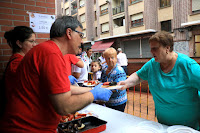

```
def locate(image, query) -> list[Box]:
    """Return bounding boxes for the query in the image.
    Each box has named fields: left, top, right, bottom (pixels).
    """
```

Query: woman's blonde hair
left=103, top=47, right=117, bottom=57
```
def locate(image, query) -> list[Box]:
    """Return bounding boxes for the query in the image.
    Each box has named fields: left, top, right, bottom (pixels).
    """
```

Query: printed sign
left=29, top=13, right=55, bottom=33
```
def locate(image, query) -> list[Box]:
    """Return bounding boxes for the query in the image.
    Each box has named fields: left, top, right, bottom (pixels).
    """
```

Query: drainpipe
left=140, top=38, right=142, bottom=58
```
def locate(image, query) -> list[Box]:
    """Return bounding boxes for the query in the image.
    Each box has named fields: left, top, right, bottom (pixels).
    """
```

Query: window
left=65, top=8, right=69, bottom=15
left=129, top=0, right=142, bottom=5
left=160, top=0, right=171, bottom=8
left=95, top=27, right=98, bottom=37
left=161, top=20, right=171, bottom=32
left=130, top=13, right=143, bottom=27
left=82, top=29, right=86, bottom=38
left=95, top=11, right=97, bottom=20
left=124, top=38, right=152, bottom=58
left=79, top=0, right=85, bottom=8
left=194, top=35, right=200, bottom=57
left=101, top=23, right=109, bottom=33
left=100, top=4, right=108, bottom=16
left=71, top=3, right=77, bottom=15
left=113, top=1, right=124, bottom=15
left=80, top=14, right=85, bottom=23
left=192, top=0, right=200, bottom=13
left=113, top=17, right=125, bottom=28
left=65, top=0, right=68, bottom=2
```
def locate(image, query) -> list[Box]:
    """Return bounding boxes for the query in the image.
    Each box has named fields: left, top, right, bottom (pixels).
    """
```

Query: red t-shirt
left=0, top=40, right=70, bottom=133
left=5, top=53, right=23, bottom=99
left=64, top=54, right=79, bottom=75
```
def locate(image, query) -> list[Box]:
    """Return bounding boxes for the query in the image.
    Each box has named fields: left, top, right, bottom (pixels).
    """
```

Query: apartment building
left=61, top=0, right=200, bottom=73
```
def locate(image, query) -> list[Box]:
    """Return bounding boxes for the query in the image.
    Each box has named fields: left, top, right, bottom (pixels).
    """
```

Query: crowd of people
left=0, top=15, right=199, bottom=132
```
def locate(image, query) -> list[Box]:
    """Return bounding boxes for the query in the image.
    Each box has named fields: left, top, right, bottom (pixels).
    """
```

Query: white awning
left=181, top=20, right=200, bottom=27
left=97, top=29, right=156, bottom=41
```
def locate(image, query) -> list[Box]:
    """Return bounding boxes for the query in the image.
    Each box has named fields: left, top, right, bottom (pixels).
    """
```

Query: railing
left=112, top=5, right=124, bottom=15
left=160, top=0, right=171, bottom=8
left=130, top=0, right=143, bottom=5
left=131, top=18, right=143, bottom=27
left=71, top=8, right=77, bottom=15
left=100, top=8, right=108, bottom=16
left=125, top=83, right=157, bottom=122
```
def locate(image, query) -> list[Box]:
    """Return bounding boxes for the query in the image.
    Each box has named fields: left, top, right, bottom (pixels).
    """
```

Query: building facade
left=61, top=0, right=200, bottom=74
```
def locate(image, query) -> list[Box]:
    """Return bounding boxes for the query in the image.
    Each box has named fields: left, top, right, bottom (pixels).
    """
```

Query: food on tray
left=60, top=112, right=87, bottom=123
left=83, top=80, right=99, bottom=86
left=102, top=81, right=117, bottom=87
left=62, top=119, right=85, bottom=133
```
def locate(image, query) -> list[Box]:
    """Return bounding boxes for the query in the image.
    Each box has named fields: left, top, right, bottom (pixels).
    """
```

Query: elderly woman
left=119, top=31, right=200, bottom=130
left=101, top=47, right=127, bottom=112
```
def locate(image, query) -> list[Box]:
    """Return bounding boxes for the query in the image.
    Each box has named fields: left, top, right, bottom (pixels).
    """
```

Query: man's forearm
left=49, top=91, right=94, bottom=115
left=70, top=85, right=92, bottom=95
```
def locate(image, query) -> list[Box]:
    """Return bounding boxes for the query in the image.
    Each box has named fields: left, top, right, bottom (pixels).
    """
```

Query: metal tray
left=58, top=116, right=107, bottom=133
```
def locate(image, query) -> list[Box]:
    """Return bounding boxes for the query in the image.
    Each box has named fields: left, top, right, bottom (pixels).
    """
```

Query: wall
left=0, top=0, right=55, bottom=79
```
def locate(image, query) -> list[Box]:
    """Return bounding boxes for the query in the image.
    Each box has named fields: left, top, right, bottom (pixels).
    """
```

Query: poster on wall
left=29, top=12, right=55, bottom=33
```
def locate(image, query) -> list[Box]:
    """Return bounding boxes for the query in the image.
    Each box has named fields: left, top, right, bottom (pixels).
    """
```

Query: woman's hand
left=118, top=81, right=128, bottom=90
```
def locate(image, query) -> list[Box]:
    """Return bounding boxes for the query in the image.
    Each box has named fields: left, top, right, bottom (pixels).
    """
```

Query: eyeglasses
left=26, top=40, right=37, bottom=44
left=72, top=29, right=84, bottom=39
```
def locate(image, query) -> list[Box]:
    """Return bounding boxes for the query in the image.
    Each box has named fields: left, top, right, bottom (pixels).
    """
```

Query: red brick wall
left=0, top=0, right=55, bottom=79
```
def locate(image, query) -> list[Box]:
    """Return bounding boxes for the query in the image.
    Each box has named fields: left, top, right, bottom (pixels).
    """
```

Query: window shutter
left=102, top=23, right=109, bottom=32
left=131, top=13, right=143, bottom=21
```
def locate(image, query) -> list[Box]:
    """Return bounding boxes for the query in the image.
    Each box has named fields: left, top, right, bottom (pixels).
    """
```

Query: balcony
left=100, top=8, right=108, bottom=16
left=71, top=8, right=77, bottom=15
left=130, top=0, right=143, bottom=5
left=112, top=5, right=124, bottom=15
left=131, top=18, right=143, bottom=27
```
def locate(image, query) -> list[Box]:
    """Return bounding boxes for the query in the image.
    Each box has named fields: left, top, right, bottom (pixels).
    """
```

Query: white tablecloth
left=79, top=103, right=169, bottom=133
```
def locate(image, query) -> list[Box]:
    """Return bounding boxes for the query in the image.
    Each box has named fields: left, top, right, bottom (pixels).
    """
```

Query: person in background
left=86, top=47, right=93, bottom=70
left=64, top=54, right=84, bottom=75
left=72, top=44, right=88, bottom=86
left=117, top=48, right=128, bottom=75
left=0, top=16, right=112, bottom=133
left=64, top=54, right=84, bottom=84
left=101, top=47, right=127, bottom=112
left=0, top=26, right=36, bottom=118
left=98, top=52, right=107, bottom=70
left=91, top=60, right=102, bottom=80
left=118, top=31, right=200, bottom=130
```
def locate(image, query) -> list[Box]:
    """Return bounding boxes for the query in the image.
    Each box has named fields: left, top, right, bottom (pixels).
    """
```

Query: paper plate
left=137, top=121, right=164, bottom=130
left=102, top=85, right=124, bottom=90
left=83, top=83, right=96, bottom=87
left=167, top=125, right=197, bottom=133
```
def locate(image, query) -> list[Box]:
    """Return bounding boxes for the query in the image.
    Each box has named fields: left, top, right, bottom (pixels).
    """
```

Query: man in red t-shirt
left=0, top=16, right=112, bottom=133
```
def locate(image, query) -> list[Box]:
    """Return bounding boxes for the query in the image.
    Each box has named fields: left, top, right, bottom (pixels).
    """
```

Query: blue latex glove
left=90, top=83, right=113, bottom=101
left=68, top=75, right=78, bottom=85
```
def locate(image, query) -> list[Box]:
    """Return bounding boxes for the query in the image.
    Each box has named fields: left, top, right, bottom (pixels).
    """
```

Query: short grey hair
left=50, top=16, right=83, bottom=39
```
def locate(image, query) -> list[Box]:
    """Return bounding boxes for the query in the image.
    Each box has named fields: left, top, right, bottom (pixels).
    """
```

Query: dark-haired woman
left=0, top=26, right=36, bottom=117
